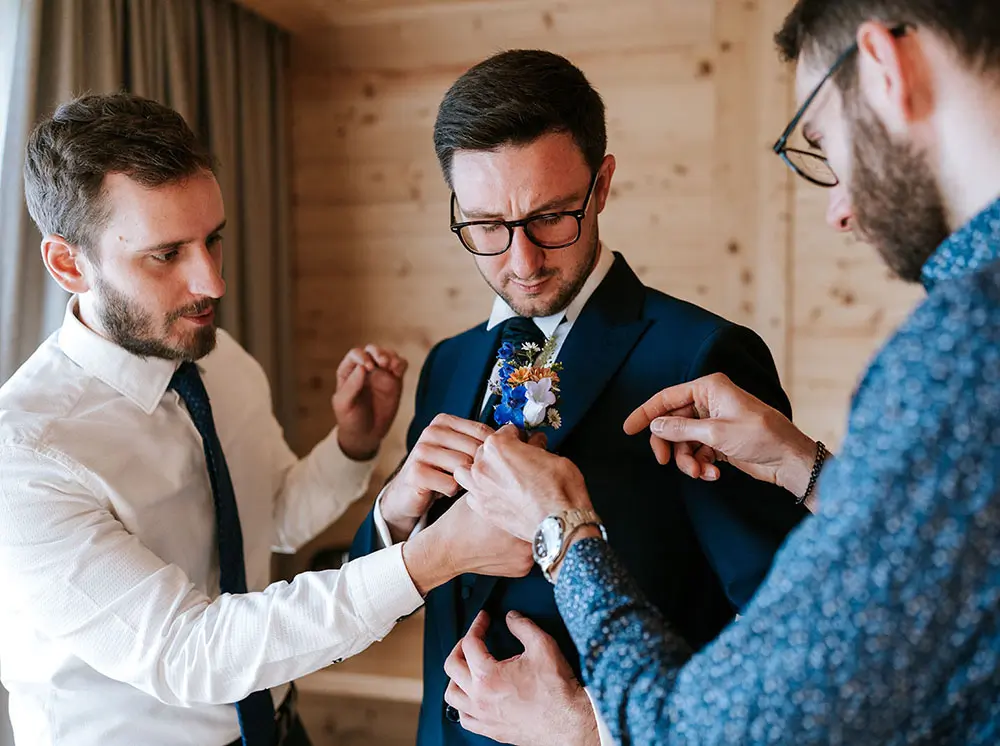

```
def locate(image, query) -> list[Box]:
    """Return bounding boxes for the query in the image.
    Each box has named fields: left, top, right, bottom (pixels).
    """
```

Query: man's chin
left=502, top=285, right=572, bottom=318
left=180, top=325, right=218, bottom=360
left=506, top=297, right=565, bottom=319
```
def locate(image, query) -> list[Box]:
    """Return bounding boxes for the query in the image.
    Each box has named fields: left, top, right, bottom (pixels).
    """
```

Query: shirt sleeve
left=554, top=289, right=1000, bottom=744
left=270, top=423, right=377, bottom=553
left=0, top=444, right=422, bottom=708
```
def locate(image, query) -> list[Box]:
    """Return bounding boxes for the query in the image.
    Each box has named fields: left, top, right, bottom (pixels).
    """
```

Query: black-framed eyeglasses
left=773, top=24, right=910, bottom=188
left=450, top=171, right=600, bottom=256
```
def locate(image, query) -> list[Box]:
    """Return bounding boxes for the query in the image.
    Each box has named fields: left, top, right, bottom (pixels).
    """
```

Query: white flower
left=488, top=367, right=502, bottom=392
left=521, top=342, right=541, bottom=355
left=522, top=378, right=557, bottom=428
left=547, top=409, right=562, bottom=429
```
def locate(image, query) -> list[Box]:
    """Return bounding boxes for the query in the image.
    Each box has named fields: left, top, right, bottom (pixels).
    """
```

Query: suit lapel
left=442, top=322, right=504, bottom=421
left=546, top=255, right=651, bottom=453
left=461, top=255, right=651, bottom=623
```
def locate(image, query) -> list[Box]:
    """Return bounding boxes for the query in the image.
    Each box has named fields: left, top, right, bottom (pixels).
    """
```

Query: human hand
left=455, top=425, right=592, bottom=542
left=402, top=498, right=534, bottom=596
left=444, top=611, right=599, bottom=746
left=333, top=345, right=407, bottom=461
left=380, top=415, right=495, bottom=542
left=624, top=372, right=818, bottom=497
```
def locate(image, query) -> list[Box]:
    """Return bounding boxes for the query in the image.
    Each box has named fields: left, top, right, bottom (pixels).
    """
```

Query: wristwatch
left=532, top=508, right=607, bottom=583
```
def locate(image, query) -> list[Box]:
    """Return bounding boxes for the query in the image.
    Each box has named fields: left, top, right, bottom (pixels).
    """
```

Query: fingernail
left=650, top=419, right=664, bottom=434
left=507, top=611, right=522, bottom=620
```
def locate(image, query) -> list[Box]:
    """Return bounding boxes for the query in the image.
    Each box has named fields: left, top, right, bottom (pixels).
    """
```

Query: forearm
left=273, top=425, right=377, bottom=551
left=146, top=545, right=421, bottom=705
left=554, top=538, right=694, bottom=745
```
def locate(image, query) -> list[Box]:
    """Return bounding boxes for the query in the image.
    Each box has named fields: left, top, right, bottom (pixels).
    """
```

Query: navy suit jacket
left=351, top=254, right=808, bottom=745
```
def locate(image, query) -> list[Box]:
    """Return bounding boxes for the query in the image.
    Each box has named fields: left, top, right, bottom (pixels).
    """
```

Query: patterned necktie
left=169, top=361, right=276, bottom=746
left=479, top=316, right=548, bottom=425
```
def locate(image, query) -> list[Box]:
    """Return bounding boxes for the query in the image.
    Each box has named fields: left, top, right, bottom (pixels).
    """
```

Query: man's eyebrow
left=457, top=190, right=586, bottom=220
left=137, top=219, right=227, bottom=254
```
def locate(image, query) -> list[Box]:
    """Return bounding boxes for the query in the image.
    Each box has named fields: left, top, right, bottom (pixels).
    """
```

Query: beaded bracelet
left=797, top=440, right=829, bottom=505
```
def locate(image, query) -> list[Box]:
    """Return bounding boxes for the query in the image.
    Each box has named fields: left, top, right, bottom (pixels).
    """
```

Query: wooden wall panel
left=278, top=0, right=924, bottom=740
left=297, top=2, right=714, bottom=71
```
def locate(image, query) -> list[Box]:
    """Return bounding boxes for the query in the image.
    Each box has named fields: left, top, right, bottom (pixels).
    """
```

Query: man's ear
left=593, top=154, right=617, bottom=215
left=856, top=22, right=929, bottom=132
left=41, top=235, right=93, bottom=294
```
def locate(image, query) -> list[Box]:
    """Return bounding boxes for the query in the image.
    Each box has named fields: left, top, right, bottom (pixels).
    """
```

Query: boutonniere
left=489, top=336, right=563, bottom=431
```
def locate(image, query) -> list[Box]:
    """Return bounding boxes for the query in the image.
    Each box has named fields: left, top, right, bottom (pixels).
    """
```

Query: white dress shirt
left=0, top=300, right=423, bottom=746
left=372, top=244, right=617, bottom=744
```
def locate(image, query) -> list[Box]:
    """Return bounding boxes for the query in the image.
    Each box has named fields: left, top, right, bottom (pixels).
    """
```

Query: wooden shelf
left=296, top=608, right=424, bottom=704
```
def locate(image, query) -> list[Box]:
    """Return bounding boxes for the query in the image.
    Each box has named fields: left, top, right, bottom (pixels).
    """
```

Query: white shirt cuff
left=585, top=686, right=616, bottom=746
left=350, top=542, right=424, bottom=637
left=372, top=487, right=428, bottom=548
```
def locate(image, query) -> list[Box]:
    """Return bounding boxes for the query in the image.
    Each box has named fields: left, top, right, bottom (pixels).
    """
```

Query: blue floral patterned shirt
left=556, top=197, right=1000, bottom=745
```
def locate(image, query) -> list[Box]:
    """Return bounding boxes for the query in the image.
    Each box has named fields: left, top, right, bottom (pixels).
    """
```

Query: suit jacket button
left=461, top=585, right=473, bottom=600
left=445, top=704, right=461, bottom=723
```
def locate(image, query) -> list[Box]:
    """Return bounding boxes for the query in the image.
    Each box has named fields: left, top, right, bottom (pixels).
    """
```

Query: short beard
left=95, top=276, right=218, bottom=361
left=849, top=99, right=950, bottom=283
left=487, top=225, right=601, bottom=318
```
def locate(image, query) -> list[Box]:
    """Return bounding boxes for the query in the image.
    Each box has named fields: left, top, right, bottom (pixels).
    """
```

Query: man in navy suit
left=351, top=49, right=809, bottom=745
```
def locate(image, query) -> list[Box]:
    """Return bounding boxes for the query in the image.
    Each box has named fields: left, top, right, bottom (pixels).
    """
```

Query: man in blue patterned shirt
left=444, top=1, right=1000, bottom=743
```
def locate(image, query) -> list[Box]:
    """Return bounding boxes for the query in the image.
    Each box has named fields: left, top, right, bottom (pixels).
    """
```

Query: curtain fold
left=0, top=0, right=296, bottom=441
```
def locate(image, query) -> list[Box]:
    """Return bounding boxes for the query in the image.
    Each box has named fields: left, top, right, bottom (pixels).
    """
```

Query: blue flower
left=499, top=362, right=516, bottom=382
left=494, top=401, right=525, bottom=429
left=498, top=342, right=516, bottom=360
left=503, top=384, right=527, bottom=408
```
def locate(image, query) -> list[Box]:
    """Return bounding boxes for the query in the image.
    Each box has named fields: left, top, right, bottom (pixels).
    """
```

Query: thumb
left=494, top=424, right=522, bottom=441
left=506, top=611, right=556, bottom=657
left=649, top=415, right=721, bottom=447
left=337, top=364, right=367, bottom=405
left=527, top=431, right=548, bottom=450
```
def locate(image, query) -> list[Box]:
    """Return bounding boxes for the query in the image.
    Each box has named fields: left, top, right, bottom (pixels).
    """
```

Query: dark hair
left=23, top=91, right=215, bottom=253
left=433, top=49, right=606, bottom=187
left=776, top=1, right=1000, bottom=90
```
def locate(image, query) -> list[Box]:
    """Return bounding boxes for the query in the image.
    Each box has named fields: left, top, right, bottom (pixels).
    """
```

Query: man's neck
left=935, top=85, right=1000, bottom=230
left=74, top=295, right=108, bottom=340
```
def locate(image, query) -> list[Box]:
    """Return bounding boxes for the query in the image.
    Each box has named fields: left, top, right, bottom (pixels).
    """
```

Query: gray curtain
left=0, top=0, right=296, bottom=435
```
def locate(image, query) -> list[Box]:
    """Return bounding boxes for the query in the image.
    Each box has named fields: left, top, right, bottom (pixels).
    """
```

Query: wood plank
left=233, top=0, right=331, bottom=34
left=297, top=609, right=424, bottom=702
left=296, top=692, right=420, bottom=746
left=293, top=0, right=714, bottom=72
left=750, top=0, right=797, bottom=380
left=711, top=0, right=798, bottom=364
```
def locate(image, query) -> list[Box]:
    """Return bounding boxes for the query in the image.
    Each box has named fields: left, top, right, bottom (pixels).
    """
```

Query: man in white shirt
left=0, top=92, right=533, bottom=746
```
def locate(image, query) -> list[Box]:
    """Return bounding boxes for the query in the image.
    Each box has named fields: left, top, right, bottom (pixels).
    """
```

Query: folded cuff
left=353, top=542, right=424, bottom=638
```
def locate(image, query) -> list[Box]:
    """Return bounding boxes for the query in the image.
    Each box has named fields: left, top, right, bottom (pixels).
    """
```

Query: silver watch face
left=533, top=516, right=564, bottom=563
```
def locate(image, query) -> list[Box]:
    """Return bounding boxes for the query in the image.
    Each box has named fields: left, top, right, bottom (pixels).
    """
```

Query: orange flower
left=507, top=366, right=560, bottom=386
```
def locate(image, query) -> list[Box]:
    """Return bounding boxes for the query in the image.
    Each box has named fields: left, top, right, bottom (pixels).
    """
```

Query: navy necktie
left=479, top=316, right=547, bottom=425
left=170, top=361, right=276, bottom=746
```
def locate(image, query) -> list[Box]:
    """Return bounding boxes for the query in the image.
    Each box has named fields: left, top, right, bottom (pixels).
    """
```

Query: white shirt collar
left=57, top=297, right=179, bottom=415
left=486, top=242, right=616, bottom=335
